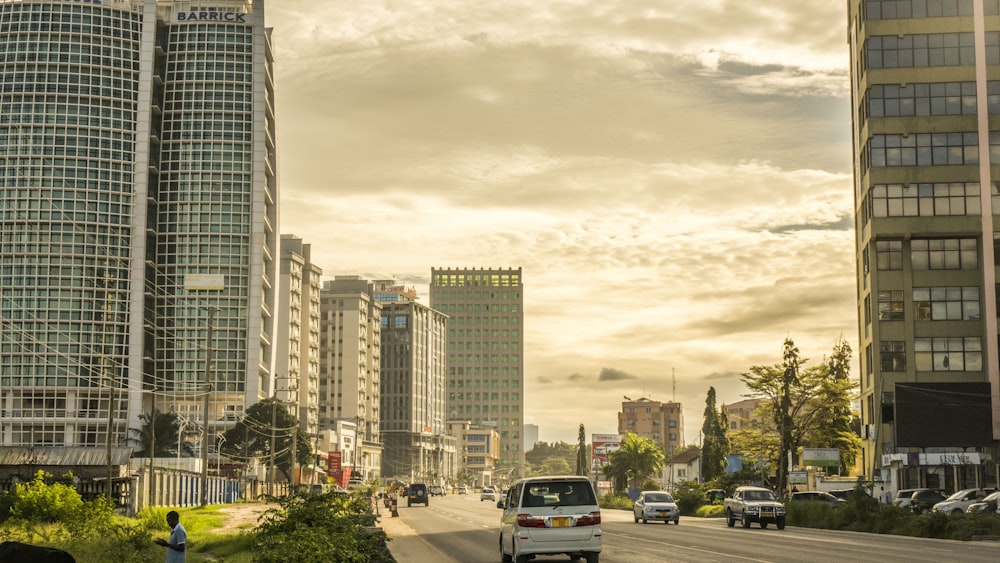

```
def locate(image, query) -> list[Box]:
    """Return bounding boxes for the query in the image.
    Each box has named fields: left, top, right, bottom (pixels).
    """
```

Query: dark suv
left=907, top=489, right=947, bottom=514
left=407, top=483, right=429, bottom=507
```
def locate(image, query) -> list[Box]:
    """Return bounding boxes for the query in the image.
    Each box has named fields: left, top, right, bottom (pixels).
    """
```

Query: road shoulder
left=378, top=513, right=460, bottom=563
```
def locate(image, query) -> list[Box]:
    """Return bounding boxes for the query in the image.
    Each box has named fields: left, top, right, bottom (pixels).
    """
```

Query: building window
left=870, top=183, right=980, bottom=217
left=864, top=1, right=993, bottom=20
left=865, top=33, right=977, bottom=70
left=913, top=286, right=980, bottom=320
left=668, top=420, right=677, bottom=428
left=866, top=132, right=979, bottom=167
left=878, top=290, right=905, bottom=320
left=880, top=341, right=905, bottom=372
left=876, top=240, right=903, bottom=270
left=914, top=337, right=983, bottom=371
left=911, top=238, right=977, bottom=270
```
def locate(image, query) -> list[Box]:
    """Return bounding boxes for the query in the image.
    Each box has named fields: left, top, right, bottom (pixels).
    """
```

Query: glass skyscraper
left=0, top=0, right=278, bottom=449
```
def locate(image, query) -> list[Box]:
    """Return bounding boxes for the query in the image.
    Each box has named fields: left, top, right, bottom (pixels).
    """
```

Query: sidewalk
left=378, top=511, right=460, bottom=563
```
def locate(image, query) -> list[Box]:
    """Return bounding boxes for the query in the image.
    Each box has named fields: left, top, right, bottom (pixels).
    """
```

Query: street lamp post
left=216, top=435, right=227, bottom=474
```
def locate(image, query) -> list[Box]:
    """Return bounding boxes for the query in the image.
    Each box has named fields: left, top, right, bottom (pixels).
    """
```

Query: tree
left=525, top=441, right=576, bottom=476
left=575, top=424, right=588, bottom=476
left=741, top=338, right=860, bottom=492
left=700, top=387, right=729, bottom=482
left=805, top=337, right=861, bottom=475
left=603, top=432, right=665, bottom=490
left=220, top=397, right=312, bottom=482
left=129, top=410, right=182, bottom=457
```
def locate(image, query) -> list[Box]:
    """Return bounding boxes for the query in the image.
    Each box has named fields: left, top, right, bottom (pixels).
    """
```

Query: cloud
left=599, top=368, right=639, bottom=382
left=568, top=373, right=587, bottom=382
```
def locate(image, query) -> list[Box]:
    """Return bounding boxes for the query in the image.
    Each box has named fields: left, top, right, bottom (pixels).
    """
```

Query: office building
left=276, top=235, right=322, bottom=441
left=429, top=267, right=525, bottom=477
left=318, top=276, right=382, bottom=481
left=0, top=0, right=277, bottom=450
left=379, top=295, right=455, bottom=482
left=617, top=397, right=684, bottom=457
left=848, top=0, right=1000, bottom=489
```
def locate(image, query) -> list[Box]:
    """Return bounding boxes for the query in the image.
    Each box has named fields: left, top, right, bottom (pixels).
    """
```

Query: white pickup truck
left=724, top=486, right=786, bottom=529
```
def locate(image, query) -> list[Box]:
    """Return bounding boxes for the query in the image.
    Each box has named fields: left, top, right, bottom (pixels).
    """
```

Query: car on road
left=966, top=491, right=1000, bottom=514
left=724, top=486, right=786, bottom=529
left=498, top=475, right=601, bottom=563
left=458, top=485, right=469, bottom=495
left=787, top=490, right=847, bottom=508
left=407, top=483, right=429, bottom=507
left=429, top=485, right=445, bottom=496
left=933, top=488, right=995, bottom=514
left=632, top=491, right=680, bottom=524
left=481, top=486, right=497, bottom=502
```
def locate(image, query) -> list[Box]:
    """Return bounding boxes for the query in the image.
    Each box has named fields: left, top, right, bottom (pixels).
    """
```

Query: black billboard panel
left=894, top=382, right=993, bottom=448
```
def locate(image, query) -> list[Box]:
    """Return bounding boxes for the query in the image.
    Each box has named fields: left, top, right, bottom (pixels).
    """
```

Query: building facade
left=723, top=398, right=767, bottom=432
left=429, top=267, right=525, bottom=477
left=617, top=397, right=684, bottom=457
left=276, top=235, right=322, bottom=442
left=318, top=276, right=382, bottom=481
left=0, top=0, right=277, bottom=452
left=848, top=0, right=1000, bottom=490
left=379, top=298, right=454, bottom=483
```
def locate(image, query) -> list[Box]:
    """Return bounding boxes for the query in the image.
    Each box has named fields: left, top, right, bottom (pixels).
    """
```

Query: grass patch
left=694, top=504, right=725, bottom=518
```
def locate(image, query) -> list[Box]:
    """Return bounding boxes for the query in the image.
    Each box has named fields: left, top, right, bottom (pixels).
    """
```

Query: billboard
left=894, top=382, right=992, bottom=448
left=591, top=434, right=622, bottom=473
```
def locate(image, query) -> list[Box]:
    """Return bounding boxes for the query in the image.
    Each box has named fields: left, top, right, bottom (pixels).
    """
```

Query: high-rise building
left=318, top=276, right=382, bottom=480
left=617, top=397, right=684, bottom=457
left=429, top=267, right=525, bottom=476
left=276, top=235, right=322, bottom=440
left=0, top=0, right=278, bottom=449
left=848, top=1, right=1000, bottom=489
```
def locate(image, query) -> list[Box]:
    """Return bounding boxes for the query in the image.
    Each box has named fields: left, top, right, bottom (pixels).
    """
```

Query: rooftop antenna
left=672, top=367, right=676, bottom=402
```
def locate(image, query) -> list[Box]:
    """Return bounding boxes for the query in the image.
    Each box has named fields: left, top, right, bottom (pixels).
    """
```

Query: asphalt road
left=386, top=493, right=1000, bottom=563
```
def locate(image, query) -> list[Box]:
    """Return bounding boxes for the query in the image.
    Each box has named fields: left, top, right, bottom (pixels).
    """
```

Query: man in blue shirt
left=154, top=510, right=186, bottom=562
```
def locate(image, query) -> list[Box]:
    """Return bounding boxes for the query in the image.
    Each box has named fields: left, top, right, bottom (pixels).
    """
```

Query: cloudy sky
left=267, top=1, right=856, bottom=446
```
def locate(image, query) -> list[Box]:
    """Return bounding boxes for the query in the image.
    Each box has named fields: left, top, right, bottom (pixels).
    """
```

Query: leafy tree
left=525, top=441, right=576, bottom=476
left=128, top=410, right=182, bottom=457
left=603, top=432, right=664, bottom=490
left=728, top=427, right=780, bottom=485
left=576, top=424, right=588, bottom=476
left=701, top=387, right=729, bottom=482
left=220, top=398, right=312, bottom=482
left=741, top=338, right=860, bottom=493
left=806, top=337, right=862, bottom=475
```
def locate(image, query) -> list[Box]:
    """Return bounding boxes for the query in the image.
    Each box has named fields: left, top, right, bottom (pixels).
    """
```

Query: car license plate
left=551, top=517, right=569, bottom=528
left=761, top=510, right=773, bottom=517
left=657, top=511, right=668, bottom=517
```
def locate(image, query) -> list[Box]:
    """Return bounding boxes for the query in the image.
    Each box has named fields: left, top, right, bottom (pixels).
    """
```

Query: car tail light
left=575, top=511, right=601, bottom=526
left=517, top=514, right=548, bottom=528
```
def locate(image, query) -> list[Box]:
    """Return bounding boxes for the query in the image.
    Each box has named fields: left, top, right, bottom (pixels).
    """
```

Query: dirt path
left=215, top=502, right=277, bottom=533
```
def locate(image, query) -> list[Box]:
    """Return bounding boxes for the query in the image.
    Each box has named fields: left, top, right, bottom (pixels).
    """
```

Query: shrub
left=671, top=481, right=706, bottom=516
left=695, top=504, right=725, bottom=518
left=598, top=494, right=632, bottom=510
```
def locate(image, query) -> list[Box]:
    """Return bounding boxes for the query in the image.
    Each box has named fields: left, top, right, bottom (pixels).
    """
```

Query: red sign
left=328, top=451, right=342, bottom=474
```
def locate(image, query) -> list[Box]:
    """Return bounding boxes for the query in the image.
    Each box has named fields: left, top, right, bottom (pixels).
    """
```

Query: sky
left=266, top=1, right=856, bottom=447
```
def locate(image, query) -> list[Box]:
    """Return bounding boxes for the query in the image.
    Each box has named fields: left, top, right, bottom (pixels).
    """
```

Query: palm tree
left=606, top=432, right=665, bottom=490
left=128, top=410, right=182, bottom=457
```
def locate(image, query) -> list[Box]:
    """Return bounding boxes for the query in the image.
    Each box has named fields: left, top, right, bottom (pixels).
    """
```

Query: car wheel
left=633, top=512, right=639, bottom=523
left=726, top=510, right=735, bottom=528
left=642, top=516, right=647, bottom=524
left=777, top=520, right=786, bottom=530
left=515, top=553, right=530, bottom=563
left=760, top=522, right=768, bottom=529
left=674, top=518, right=680, bottom=525
left=500, top=536, right=512, bottom=562
left=953, top=509, right=963, bottom=515
left=741, top=514, right=751, bottom=528
left=585, top=553, right=599, bottom=563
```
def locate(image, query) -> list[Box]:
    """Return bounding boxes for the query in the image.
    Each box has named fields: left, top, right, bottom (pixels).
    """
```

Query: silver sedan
left=633, top=490, right=680, bottom=524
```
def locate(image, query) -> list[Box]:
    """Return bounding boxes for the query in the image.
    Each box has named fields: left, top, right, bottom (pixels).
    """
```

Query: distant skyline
left=269, top=1, right=854, bottom=446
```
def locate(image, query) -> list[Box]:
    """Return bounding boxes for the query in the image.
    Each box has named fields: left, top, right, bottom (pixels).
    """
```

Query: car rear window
left=521, top=481, right=596, bottom=507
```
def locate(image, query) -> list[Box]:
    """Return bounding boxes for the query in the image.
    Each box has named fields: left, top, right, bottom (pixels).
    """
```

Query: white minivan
left=498, top=475, right=601, bottom=563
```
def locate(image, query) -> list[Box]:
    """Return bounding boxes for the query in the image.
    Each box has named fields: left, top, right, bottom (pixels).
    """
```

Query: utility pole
left=148, top=387, right=156, bottom=506
left=102, top=265, right=114, bottom=503
left=200, top=306, right=216, bottom=507
left=270, top=398, right=277, bottom=495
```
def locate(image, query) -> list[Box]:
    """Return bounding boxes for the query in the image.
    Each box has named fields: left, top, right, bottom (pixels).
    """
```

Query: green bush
left=671, top=481, right=706, bottom=516
left=598, top=494, right=632, bottom=510
left=694, top=504, right=725, bottom=518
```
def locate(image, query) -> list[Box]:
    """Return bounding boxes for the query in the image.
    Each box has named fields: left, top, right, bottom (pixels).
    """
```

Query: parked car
left=892, top=488, right=921, bottom=509
left=788, top=490, right=847, bottom=508
left=481, top=486, right=497, bottom=502
left=907, top=489, right=947, bottom=514
left=458, top=485, right=469, bottom=495
left=966, top=491, right=1000, bottom=513
left=632, top=491, right=680, bottom=524
left=933, top=488, right=995, bottom=514
left=407, top=483, right=429, bottom=507
left=827, top=489, right=856, bottom=501
left=429, top=485, right=445, bottom=496
left=498, top=475, right=601, bottom=563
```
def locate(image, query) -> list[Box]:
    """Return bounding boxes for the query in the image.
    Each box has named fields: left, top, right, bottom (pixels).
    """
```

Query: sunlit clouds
left=269, top=1, right=855, bottom=444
